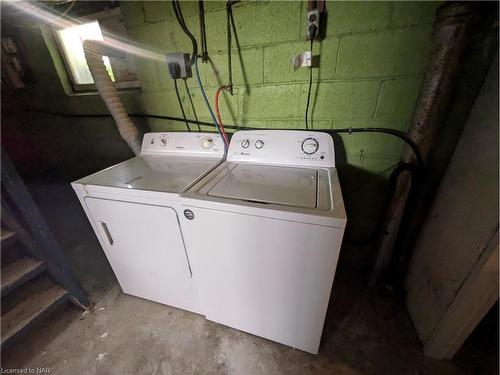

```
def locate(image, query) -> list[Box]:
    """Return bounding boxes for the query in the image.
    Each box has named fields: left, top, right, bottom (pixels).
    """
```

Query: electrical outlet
left=166, top=53, right=192, bottom=79
left=306, top=9, right=320, bottom=40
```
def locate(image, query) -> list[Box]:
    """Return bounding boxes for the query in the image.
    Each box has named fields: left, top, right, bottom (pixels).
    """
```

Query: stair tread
left=1, top=228, right=16, bottom=243
left=1, top=282, right=68, bottom=345
left=1, top=257, right=45, bottom=294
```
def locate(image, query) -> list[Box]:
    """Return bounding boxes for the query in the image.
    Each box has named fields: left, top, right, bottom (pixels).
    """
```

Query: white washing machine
left=180, top=130, right=347, bottom=354
left=72, top=132, right=224, bottom=314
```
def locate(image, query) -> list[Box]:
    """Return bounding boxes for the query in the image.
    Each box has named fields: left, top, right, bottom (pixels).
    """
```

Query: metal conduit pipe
left=369, top=2, right=485, bottom=287
left=83, top=40, right=141, bottom=155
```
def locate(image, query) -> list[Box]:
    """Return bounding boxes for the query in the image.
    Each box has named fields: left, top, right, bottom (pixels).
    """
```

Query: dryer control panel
left=141, top=132, right=225, bottom=157
left=227, top=130, right=335, bottom=167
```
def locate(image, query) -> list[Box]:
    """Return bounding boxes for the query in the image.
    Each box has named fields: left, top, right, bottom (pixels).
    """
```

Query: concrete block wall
left=2, top=1, right=439, bottom=248
left=122, top=1, right=439, bottom=175
left=1, top=25, right=142, bottom=179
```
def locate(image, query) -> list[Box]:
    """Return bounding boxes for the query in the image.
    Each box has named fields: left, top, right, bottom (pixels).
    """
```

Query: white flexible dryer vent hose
left=83, top=40, right=141, bottom=155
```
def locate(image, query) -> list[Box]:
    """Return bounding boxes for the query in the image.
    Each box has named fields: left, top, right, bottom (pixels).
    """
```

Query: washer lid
left=208, top=164, right=318, bottom=208
left=76, top=155, right=221, bottom=194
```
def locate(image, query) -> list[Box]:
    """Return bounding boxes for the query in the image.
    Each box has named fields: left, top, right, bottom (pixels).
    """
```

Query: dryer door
left=84, top=197, right=201, bottom=314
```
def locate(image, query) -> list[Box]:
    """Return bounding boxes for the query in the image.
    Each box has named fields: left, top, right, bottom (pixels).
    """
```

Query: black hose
left=173, top=79, right=191, bottom=131
left=171, top=0, right=198, bottom=67
left=345, top=162, right=419, bottom=245
left=386, top=164, right=423, bottom=288
left=329, top=128, right=423, bottom=168
left=24, top=107, right=423, bottom=248
left=25, top=109, right=424, bottom=167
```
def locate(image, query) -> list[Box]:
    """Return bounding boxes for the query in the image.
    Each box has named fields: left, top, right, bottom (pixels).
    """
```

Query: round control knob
left=159, top=138, right=167, bottom=147
left=201, top=137, right=213, bottom=149
left=255, top=140, right=264, bottom=149
left=301, top=137, right=319, bottom=155
left=241, top=139, right=250, bottom=149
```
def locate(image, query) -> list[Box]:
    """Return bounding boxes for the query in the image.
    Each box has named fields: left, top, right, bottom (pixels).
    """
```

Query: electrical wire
left=225, top=1, right=240, bottom=94
left=26, top=104, right=423, bottom=246
left=170, top=0, right=226, bottom=148
left=174, top=79, right=191, bottom=131
left=26, top=108, right=423, bottom=166
left=332, top=128, right=423, bottom=167
left=226, top=2, right=240, bottom=83
left=172, top=0, right=187, bottom=31
left=215, top=85, right=230, bottom=146
left=227, top=7, right=233, bottom=95
left=198, top=0, right=209, bottom=62
left=304, top=37, right=314, bottom=130
left=171, top=0, right=198, bottom=67
left=183, top=79, right=201, bottom=131
left=194, top=58, right=227, bottom=149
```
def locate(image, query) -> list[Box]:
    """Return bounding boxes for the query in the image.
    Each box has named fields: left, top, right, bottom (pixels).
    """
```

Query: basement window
left=48, top=7, right=140, bottom=94
left=56, top=21, right=115, bottom=85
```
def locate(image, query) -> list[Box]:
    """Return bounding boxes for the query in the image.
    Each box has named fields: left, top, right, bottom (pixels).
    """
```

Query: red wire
left=215, top=85, right=230, bottom=148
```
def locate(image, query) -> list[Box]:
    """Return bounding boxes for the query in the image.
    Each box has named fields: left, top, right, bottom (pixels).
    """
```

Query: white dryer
left=181, top=130, right=347, bottom=354
left=72, top=132, right=224, bottom=314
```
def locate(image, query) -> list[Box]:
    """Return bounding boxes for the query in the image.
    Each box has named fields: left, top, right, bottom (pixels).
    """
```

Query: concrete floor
left=0, top=182, right=485, bottom=374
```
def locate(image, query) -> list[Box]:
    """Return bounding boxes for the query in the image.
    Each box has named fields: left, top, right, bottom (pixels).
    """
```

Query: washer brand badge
left=184, top=209, right=195, bottom=220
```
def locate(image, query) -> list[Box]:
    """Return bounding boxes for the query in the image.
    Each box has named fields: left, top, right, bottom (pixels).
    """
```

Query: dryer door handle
left=100, top=221, right=114, bottom=246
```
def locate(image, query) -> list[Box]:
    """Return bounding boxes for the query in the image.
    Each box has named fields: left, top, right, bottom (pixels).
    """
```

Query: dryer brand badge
left=184, top=209, right=195, bottom=220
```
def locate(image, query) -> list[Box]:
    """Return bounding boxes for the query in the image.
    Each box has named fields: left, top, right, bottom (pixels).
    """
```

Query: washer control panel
left=228, top=130, right=335, bottom=167
left=141, top=132, right=224, bottom=157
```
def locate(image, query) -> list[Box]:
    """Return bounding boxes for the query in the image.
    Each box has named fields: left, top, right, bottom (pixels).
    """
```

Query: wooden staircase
left=1, top=274, right=68, bottom=347
left=1, top=228, right=16, bottom=247
left=1, top=256, right=45, bottom=296
left=1, top=151, right=91, bottom=349
left=0, top=221, right=72, bottom=348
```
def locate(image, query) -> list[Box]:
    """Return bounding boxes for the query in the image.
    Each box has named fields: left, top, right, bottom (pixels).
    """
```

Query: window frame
left=44, top=7, right=140, bottom=95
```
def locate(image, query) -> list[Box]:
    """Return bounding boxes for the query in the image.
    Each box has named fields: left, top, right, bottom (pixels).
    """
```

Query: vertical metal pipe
left=369, top=2, right=480, bottom=286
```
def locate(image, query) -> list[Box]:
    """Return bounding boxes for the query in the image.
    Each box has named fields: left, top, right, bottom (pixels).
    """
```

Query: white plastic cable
left=83, top=40, right=141, bottom=155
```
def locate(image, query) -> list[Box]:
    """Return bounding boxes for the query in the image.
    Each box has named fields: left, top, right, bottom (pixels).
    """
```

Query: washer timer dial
left=301, top=138, right=319, bottom=155
left=201, top=136, right=214, bottom=149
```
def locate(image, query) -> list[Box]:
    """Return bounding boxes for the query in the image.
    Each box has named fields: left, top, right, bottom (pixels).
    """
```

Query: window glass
left=56, top=20, right=114, bottom=84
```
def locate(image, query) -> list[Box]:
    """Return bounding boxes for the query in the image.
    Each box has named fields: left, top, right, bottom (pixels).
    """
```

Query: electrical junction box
left=166, top=53, right=192, bottom=79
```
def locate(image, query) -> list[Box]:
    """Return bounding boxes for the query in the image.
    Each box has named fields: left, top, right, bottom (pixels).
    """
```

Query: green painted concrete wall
left=122, top=1, right=439, bottom=176
left=2, top=24, right=143, bottom=176
left=2, top=1, right=439, bottom=254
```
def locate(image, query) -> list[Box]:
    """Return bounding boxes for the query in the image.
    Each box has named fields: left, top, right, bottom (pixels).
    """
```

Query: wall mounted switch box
left=166, top=53, right=192, bottom=79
